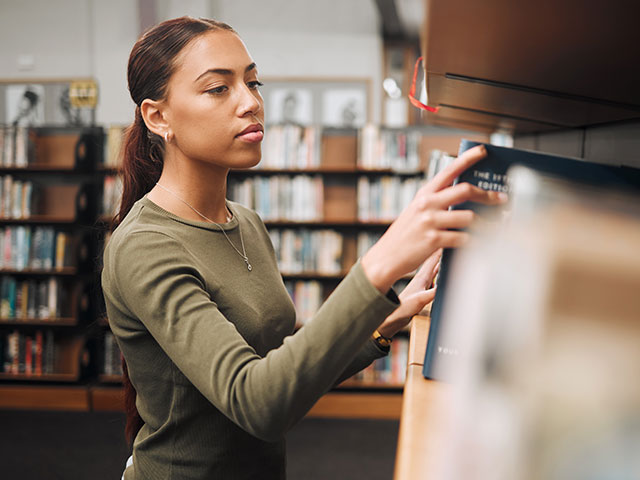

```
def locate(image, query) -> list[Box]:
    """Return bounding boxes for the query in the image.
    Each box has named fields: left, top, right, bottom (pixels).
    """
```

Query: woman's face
left=163, top=30, right=264, bottom=170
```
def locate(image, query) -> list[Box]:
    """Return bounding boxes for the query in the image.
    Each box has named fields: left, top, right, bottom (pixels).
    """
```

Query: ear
left=140, top=98, right=169, bottom=138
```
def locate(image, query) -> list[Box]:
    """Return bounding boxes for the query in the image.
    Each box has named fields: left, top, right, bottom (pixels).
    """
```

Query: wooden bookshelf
left=0, top=267, right=77, bottom=276
left=419, top=0, right=640, bottom=133
left=98, top=374, right=123, bottom=383
left=0, top=317, right=77, bottom=326
left=0, top=126, right=102, bottom=394
left=307, top=392, right=403, bottom=420
left=233, top=167, right=424, bottom=176
left=0, top=385, right=90, bottom=411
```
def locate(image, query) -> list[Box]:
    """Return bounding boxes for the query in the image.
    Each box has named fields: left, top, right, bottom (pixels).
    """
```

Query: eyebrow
left=195, top=63, right=257, bottom=82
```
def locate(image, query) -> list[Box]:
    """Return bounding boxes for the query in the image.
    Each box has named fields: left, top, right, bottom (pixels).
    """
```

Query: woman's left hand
left=376, top=249, right=441, bottom=339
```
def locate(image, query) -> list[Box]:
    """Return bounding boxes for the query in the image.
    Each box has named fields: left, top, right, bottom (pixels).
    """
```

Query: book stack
left=358, top=125, right=422, bottom=172
left=0, top=126, right=31, bottom=167
left=356, top=231, right=383, bottom=258
left=102, top=175, right=122, bottom=216
left=259, top=125, right=321, bottom=169
left=229, top=175, right=324, bottom=221
left=0, top=226, right=72, bottom=270
left=0, top=277, right=63, bottom=320
left=283, top=280, right=323, bottom=326
left=425, top=149, right=455, bottom=181
left=350, top=335, right=409, bottom=385
left=269, top=228, right=343, bottom=274
left=103, top=125, right=126, bottom=169
left=357, top=176, right=420, bottom=221
left=0, top=176, right=34, bottom=219
left=0, top=329, right=55, bottom=375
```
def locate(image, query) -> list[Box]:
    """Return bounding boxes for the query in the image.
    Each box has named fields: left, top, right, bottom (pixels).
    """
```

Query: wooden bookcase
left=1, top=123, right=486, bottom=416
left=0, top=126, right=103, bottom=403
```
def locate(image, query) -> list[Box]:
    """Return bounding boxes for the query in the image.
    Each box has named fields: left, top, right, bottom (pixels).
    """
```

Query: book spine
left=24, top=335, right=32, bottom=375
left=34, top=330, right=43, bottom=375
left=55, top=231, right=66, bottom=269
left=47, top=277, right=58, bottom=318
left=44, top=330, right=54, bottom=374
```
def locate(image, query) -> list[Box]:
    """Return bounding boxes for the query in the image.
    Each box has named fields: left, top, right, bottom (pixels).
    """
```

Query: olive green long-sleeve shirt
left=101, top=196, right=399, bottom=479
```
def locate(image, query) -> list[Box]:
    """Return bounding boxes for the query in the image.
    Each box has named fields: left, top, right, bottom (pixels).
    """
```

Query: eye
left=247, top=80, right=264, bottom=90
left=206, top=85, right=228, bottom=95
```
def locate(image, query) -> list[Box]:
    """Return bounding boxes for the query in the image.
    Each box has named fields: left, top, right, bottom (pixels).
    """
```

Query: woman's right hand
left=361, top=145, right=507, bottom=293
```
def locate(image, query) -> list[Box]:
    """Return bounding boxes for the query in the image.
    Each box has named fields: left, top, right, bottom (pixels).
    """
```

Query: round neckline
left=140, top=195, right=240, bottom=231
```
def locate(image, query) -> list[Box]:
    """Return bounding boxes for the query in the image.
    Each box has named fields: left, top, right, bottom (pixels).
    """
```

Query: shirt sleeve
left=334, top=338, right=389, bottom=386
left=104, top=230, right=399, bottom=442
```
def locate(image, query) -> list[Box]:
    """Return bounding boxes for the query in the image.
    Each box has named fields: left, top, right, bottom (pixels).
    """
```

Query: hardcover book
left=423, top=140, right=640, bottom=381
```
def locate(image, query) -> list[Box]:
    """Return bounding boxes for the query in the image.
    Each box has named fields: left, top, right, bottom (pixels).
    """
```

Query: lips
left=236, top=123, right=264, bottom=143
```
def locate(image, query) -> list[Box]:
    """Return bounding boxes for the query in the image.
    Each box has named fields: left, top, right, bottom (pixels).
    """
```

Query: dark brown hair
left=112, top=16, right=236, bottom=446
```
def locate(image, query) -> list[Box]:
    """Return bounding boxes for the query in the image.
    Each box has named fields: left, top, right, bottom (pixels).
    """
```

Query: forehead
left=172, top=30, right=254, bottom=80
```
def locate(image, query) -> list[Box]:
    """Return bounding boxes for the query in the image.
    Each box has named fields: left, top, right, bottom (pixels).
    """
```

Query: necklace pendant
left=245, top=258, right=252, bottom=271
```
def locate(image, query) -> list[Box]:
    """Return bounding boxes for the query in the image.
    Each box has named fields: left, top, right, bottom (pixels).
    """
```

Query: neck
left=148, top=157, right=231, bottom=224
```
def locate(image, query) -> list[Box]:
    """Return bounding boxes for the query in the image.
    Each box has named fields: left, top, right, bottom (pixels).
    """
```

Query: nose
left=238, top=84, right=262, bottom=117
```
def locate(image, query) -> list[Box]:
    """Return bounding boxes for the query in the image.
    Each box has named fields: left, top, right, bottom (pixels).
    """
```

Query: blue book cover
left=423, top=140, right=640, bottom=381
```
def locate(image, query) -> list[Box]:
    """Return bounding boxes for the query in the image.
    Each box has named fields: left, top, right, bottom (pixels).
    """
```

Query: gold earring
left=164, top=131, right=169, bottom=143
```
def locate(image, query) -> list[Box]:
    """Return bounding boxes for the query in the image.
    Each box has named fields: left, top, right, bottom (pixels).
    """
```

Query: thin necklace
left=155, top=182, right=252, bottom=271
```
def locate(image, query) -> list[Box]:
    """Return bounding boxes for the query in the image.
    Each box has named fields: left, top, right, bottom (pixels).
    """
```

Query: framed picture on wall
left=260, top=78, right=371, bottom=128
left=0, top=79, right=97, bottom=127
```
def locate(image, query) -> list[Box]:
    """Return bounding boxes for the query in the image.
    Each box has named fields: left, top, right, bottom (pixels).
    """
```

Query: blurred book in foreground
left=426, top=169, right=640, bottom=479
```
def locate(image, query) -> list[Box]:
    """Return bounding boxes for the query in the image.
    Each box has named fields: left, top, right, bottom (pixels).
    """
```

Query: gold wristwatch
left=372, top=329, right=392, bottom=348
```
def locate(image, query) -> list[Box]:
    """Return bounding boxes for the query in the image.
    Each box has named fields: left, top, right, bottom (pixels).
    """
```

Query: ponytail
left=113, top=108, right=163, bottom=446
left=107, top=15, right=237, bottom=447
left=113, top=107, right=163, bottom=230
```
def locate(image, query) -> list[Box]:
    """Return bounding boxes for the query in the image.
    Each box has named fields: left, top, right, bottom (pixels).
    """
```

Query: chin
left=233, top=153, right=262, bottom=170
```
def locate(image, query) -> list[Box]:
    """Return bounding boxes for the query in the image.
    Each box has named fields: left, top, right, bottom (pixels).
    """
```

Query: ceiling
left=374, top=0, right=424, bottom=42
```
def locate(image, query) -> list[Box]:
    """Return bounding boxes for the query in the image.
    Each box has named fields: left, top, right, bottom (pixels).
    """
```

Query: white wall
left=212, top=0, right=382, bottom=122
left=0, top=0, right=94, bottom=78
left=0, top=0, right=384, bottom=126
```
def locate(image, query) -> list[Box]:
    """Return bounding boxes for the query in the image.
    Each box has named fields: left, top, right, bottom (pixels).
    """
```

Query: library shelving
left=228, top=125, right=427, bottom=397
left=45, top=123, right=484, bottom=418
left=0, top=125, right=103, bottom=395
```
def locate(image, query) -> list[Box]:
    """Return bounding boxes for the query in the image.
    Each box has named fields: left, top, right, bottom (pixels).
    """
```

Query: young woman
left=102, top=16, right=505, bottom=479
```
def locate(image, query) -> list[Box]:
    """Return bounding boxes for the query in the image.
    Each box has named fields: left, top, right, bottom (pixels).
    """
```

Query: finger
left=419, top=248, right=442, bottom=283
left=425, top=145, right=487, bottom=193
left=431, top=182, right=508, bottom=210
left=409, top=288, right=436, bottom=311
left=425, top=230, right=470, bottom=249
left=428, top=210, right=476, bottom=230
left=401, top=250, right=443, bottom=299
left=419, top=288, right=437, bottom=314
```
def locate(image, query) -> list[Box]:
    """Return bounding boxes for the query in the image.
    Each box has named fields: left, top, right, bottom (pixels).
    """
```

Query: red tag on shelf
left=408, top=57, right=439, bottom=113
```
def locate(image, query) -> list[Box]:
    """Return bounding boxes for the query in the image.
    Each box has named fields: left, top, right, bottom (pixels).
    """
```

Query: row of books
left=0, top=126, right=30, bottom=168
left=258, top=125, right=322, bottom=170
left=229, top=175, right=324, bottom=221
left=356, top=231, right=383, bottom=258
left=426, top=149, right=456, bottom=182
left=350, top=335, right=409, bottom=385
left=0, top=277, right=64, bottom=320
left=283, top=280, right=323, bottom=326
left=0, top=329, right=55, bottom=375
left=357, top=176, right=421, bottom=221
left=102, top=331, right=123, bottom=377
left=269, top=228, right=343, bottom=275
left=0, top=226, right=73, bottom=270
left=359, top=125, right=424, bottom=172
left=103, top=125, right=125, bottom=168
left=0, top=175, right=33, bottom=219
left=102, top=175, right=122, bottom=217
